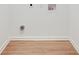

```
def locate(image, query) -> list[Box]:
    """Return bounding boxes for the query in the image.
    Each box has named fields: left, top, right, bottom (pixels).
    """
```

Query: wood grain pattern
left=1, top=40, right=78, bottom=55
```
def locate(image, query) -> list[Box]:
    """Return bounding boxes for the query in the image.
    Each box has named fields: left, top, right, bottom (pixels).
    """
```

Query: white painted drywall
left=0, top=5, right=9, bottom=49
left=69, top=4, right=79, bottom=51
left=9, top=4, right=69, bottom=37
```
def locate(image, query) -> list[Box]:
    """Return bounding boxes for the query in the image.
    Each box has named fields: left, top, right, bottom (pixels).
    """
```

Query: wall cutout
left=48, top=4, right=56, bottom=11
left=29, top=4, right=33, bottom=8
left=20, top=25, right=25, bottom=34
left=20, top=25, right=25, bottom=31
left=30, top=4, right=32, bottom=6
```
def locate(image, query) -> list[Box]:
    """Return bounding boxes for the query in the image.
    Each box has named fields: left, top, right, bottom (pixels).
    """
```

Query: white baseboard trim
left=9, top=36, right=71, bottom=39
left=10, top=39, right=70, bottom=41
left=0, top=39, right=10, bottom=54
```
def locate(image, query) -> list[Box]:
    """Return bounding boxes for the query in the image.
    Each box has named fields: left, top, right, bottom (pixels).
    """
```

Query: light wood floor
left=1, top=40, right=78, bottom=55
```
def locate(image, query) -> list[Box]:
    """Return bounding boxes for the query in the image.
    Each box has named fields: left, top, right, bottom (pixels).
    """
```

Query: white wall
left=69, top=4, right=79, bottom=51
left=9, top=4, right=69, bottom=37
left=0, top=5, right=9, bottom=49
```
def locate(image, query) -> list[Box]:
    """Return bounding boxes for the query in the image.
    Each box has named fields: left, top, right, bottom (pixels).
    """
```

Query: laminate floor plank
left=1, top=40, right=78, bottom=55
